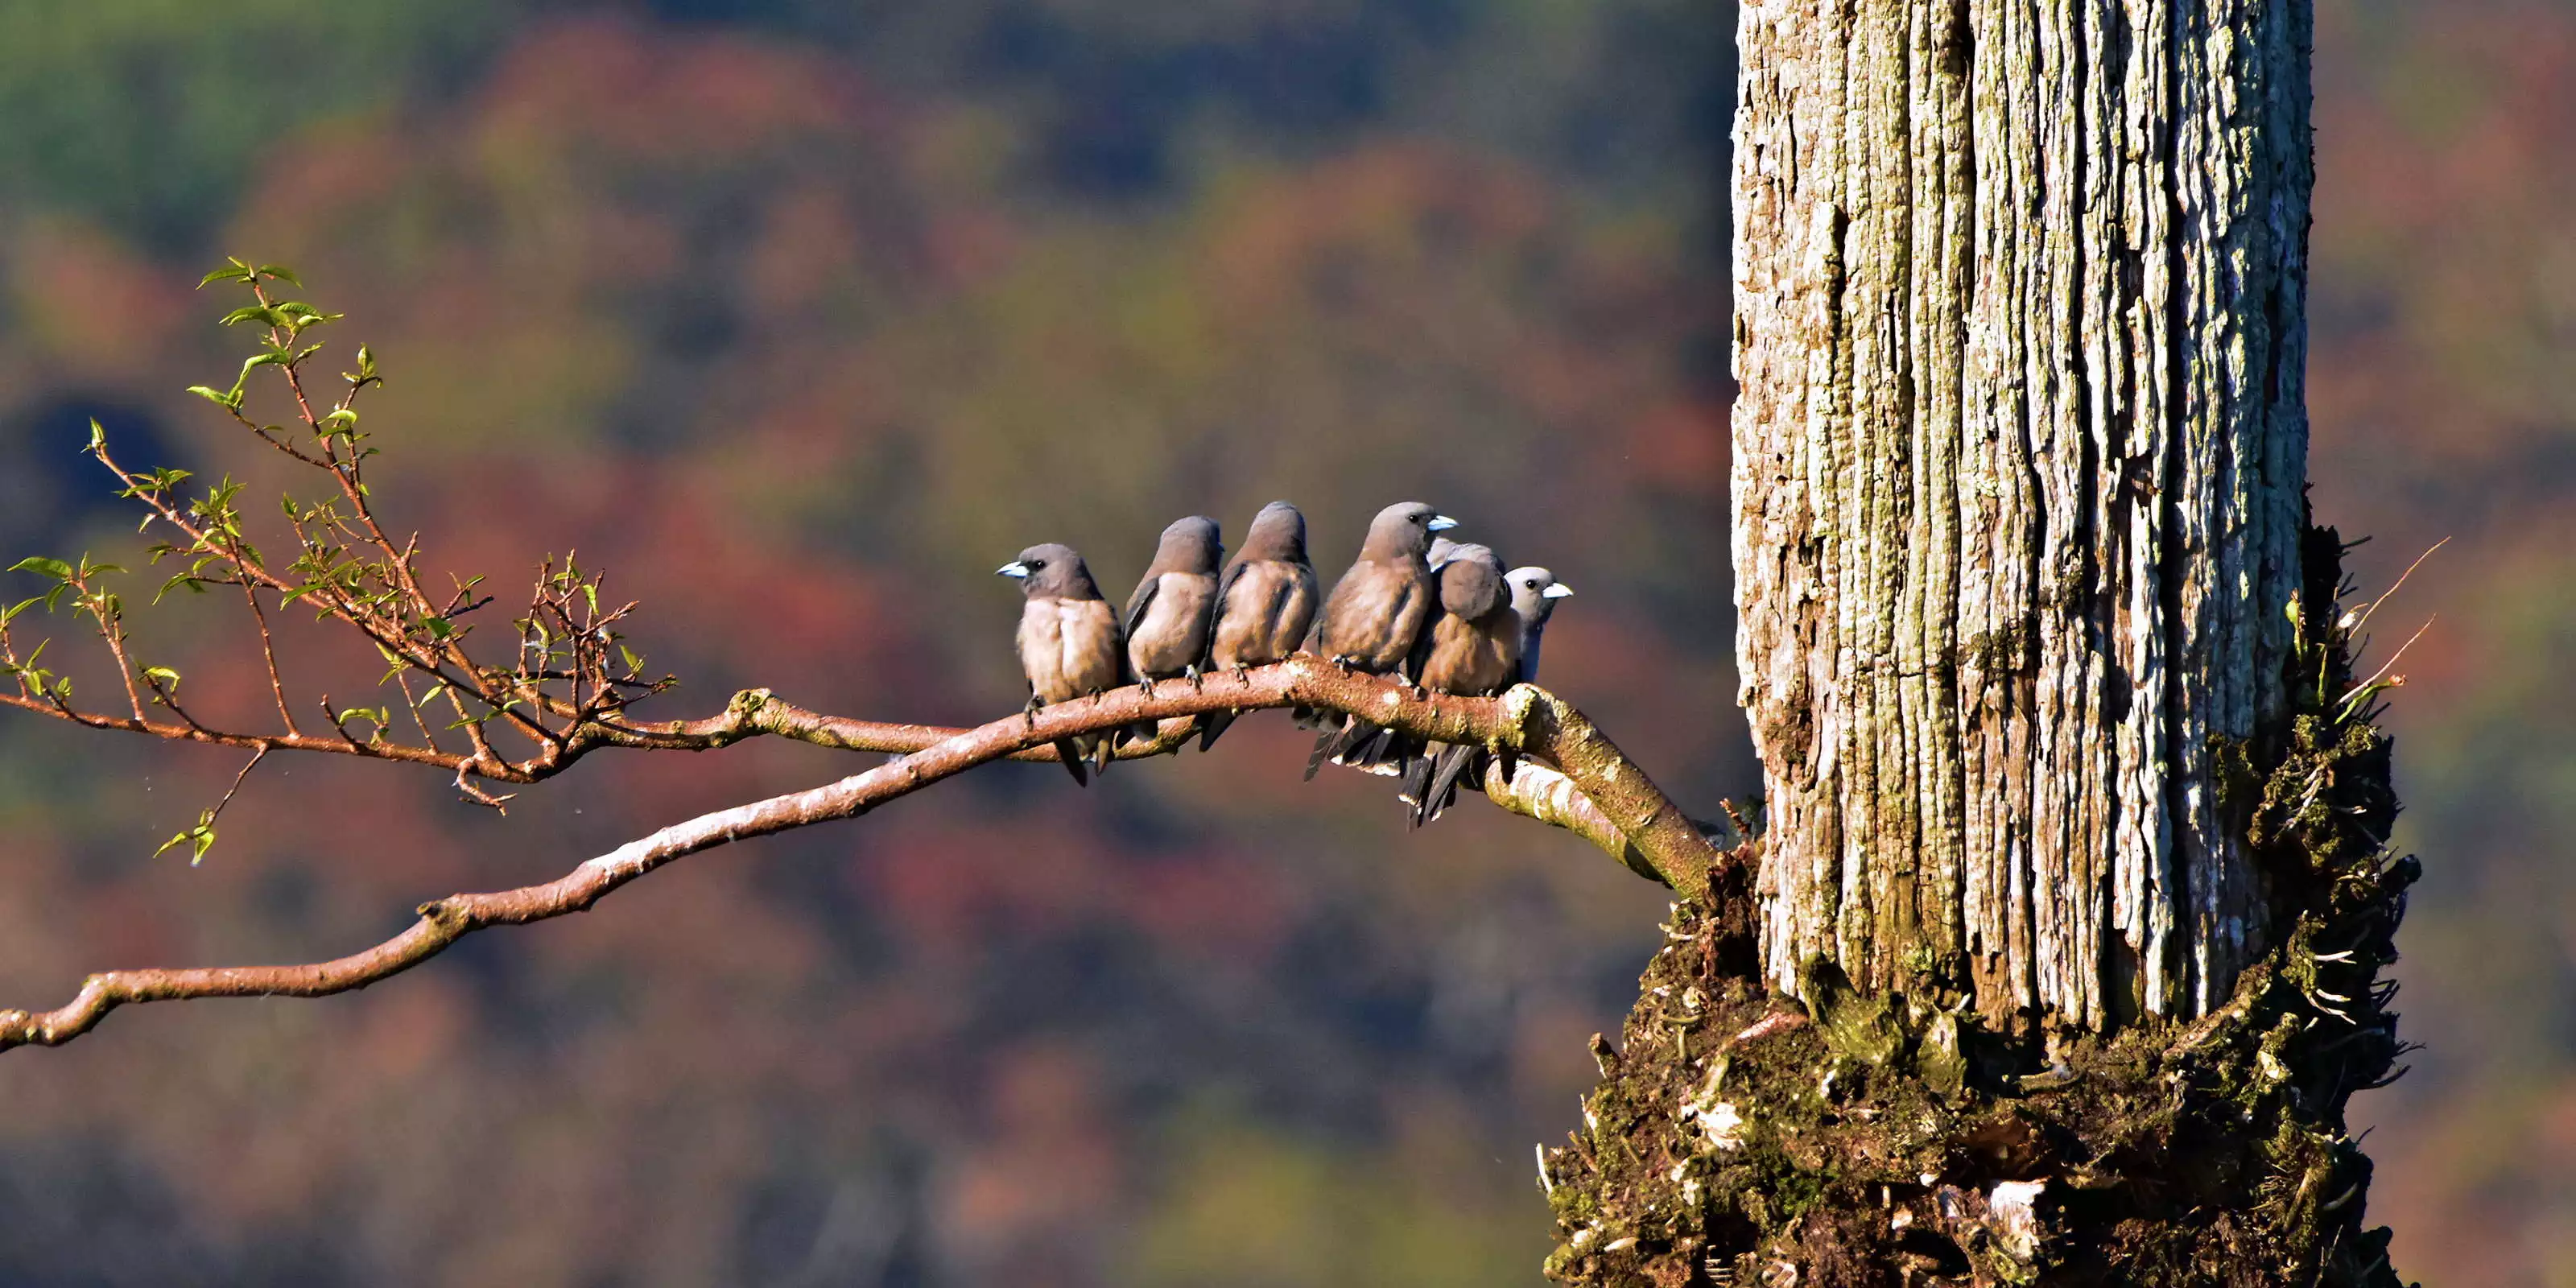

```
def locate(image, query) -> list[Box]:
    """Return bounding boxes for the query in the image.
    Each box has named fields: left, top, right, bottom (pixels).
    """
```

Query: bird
left=1383, top=543, right=1521, bottom=824
left=1411, top=564, right=1573, bottom=824
left=1414, top=543, right=1523, bottom=696
left=1125, top=515, right=1223, bottom=691
left=1121, top=515, right=1223, bottom=755
left=1307, top=501, right=1456, bottom=778
left=1198, top=501, right=1321, bottom=751
left=1505, top=565, right=1574, bottom=687
left=997, top=543, right=1127, bottom=786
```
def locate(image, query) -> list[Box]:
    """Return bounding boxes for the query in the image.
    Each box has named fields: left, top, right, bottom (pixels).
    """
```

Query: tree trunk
left=1731, top=0, right=2311, bottom=1029
left=1542, top=1, right=2416, bottom=1282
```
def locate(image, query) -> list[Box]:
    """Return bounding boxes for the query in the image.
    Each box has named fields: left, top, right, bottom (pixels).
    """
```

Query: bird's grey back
left=1433, top=544, right=1505, bottom=619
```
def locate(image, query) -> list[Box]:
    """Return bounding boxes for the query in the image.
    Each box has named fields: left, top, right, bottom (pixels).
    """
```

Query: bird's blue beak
left=1542, top=582, right=1575, bottom=599
left=996, top=562, right=1030, bottom=579
left=1427, top=514, right=1459, bottom=532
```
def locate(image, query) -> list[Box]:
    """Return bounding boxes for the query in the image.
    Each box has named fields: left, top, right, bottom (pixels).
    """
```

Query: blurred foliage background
left=0, top=1, right=2557, bottom=1283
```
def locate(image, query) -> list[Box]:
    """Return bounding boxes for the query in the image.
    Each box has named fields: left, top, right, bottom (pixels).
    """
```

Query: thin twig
left=207, top=746, right=266, bottom=826
left=2347, top=536, right=2447, bottom=639
left=240, top=581, right=300, bottom=735
left=2337, top=616, right=2434, bottom=715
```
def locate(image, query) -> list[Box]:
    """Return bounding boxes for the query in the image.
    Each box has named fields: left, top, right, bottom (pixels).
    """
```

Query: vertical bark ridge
left=1732, top=0, right=2311, bottom=1025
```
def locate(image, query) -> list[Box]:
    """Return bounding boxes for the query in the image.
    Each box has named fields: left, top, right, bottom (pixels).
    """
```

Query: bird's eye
left=1028, top=559, right=1046, bottom=570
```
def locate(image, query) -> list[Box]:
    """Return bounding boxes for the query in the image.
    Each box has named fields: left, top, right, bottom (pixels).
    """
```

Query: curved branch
left=0, top=661, right=1731, bottom=1052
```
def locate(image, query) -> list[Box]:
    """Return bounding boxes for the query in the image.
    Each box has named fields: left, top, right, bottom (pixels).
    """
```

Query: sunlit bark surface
left=1732, top=0, right=2314, bottom=1025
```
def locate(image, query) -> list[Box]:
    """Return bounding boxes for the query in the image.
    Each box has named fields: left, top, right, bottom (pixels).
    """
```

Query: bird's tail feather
left=1307, top=716, right=1373, bottom=780
left=1398, top=754, right=1439, bottom=813
left=1416, top=744, right=1481, bottom=826
left=1304, top=721, right=1345, bottom=781
left=1053, top=739, right=1090, bottom=787
left=1196, top=709, right=1239, bottom=752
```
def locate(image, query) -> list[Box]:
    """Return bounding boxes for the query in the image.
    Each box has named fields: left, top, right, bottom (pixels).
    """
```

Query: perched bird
left=1413, top=544, right=1522, bottom=698
left=1384, top=543, right=1521, bottom=820
left=1505, top=565, right=1574, bottom=686
left=998, top=543, right=1126, bottom=786
left=1307, top=501, right=1456, bottom=777
left=1125, top=515, right=1224, bottom=690
left=1198, top=501, right=1321, bottom=751
left=1412, top=564, right=1573, bottom=824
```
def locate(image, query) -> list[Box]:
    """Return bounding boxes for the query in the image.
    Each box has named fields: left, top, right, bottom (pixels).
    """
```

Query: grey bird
left=1382, top=543, right=1521, bottom=820
left=1307, top=501, right=1457, bottom=778
left=1413, top=564, right=1573, bottom=824
left=1505, top=565, right=1574, bottom=686
left=998, top=543, right=1127, bottom=786
left=1413, top=544, right=1522, bottom=698
left=1198, top=501, right=1321, bottom=751
left=1125, top=515, right=1224, bottom=689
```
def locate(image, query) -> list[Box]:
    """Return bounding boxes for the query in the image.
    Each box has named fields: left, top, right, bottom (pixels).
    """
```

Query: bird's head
left=1509, top=567, right=1573, bottom=628
left=1154, top=515, right=1224, bottom=575
left=997, top=543, right=1095, bottom=598
left=1366, top=501, right=1459, bottom=559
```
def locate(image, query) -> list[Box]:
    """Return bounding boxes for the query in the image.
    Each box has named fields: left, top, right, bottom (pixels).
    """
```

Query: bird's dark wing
left=1123, top=574, right=1161, bottom=641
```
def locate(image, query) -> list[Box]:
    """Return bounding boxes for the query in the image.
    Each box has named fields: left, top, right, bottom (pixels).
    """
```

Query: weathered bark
left=1731, top=0, right=2313, bottom=1026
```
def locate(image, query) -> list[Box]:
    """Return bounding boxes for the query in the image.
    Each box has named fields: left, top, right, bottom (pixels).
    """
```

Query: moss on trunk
left=1545, top=527, right=2414, bottom=1286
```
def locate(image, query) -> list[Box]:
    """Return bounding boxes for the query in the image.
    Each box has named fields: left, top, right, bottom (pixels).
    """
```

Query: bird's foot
left=1139, top=676, right=1158, bottom=699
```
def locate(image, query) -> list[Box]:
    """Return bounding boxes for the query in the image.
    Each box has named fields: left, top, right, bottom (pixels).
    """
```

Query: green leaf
left=197, top=260, right=257, bottom=288
left=10, top=556, right=72, bottom=580
left=141, top=665, right=181, bottom=692
left=186, top=385, right=245, bottom=411
left=255, top=264, right=301, bottom=286
left=154, top=811, right=221, bottom=865
left=154, top=572, right=207, bottom=604
left=86, top=418, right=105, bottom=453
left=219, top=304, right=286, bottom=328
left=423, top=614, right=452, bottom=641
